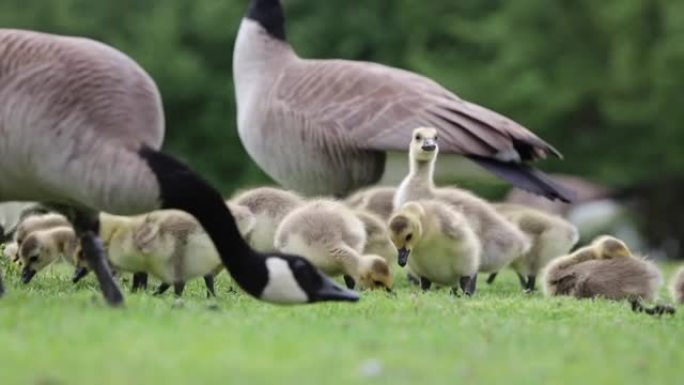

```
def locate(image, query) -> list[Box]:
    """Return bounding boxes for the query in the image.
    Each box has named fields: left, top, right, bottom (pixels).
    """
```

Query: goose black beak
left=421, top=139, right=436, bottom=151
left=397, top=247, right=410, bottom=267
left=21, top=266, right=36, bottom=284
left=313, top=275, right=360, bottom=302
left=72, top=266, right=90, bottom=283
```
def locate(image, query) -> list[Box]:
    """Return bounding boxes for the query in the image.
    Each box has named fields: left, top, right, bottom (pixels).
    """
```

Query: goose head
left=246, top=0, right=286, bottom=41
left=388, top=202, right=425, bottom=267
left=355, top=254, right=393, bottom=292
left=410, top=127, right=439, bottom=163
left=260, top=254, right=360, bottom=303
left=592, top=235, right=631, bottom=259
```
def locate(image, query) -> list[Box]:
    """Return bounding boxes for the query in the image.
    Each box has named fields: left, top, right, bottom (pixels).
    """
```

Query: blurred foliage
left=1, top=0, right=683, bottom=194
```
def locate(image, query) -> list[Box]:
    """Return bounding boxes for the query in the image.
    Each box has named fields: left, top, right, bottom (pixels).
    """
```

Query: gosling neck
left=409, top=153, right=437, bottom=189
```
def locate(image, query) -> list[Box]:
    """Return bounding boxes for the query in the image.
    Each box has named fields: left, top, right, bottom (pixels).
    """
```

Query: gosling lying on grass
left=388, top=200, right=481, bottom=296
left=542, top=235, right=674, bottom=315
left=18, top=226, right=79, bottom=284
left=275, top=200, right=393, bottom=291
left=97, top=203, right=254, bottom=297
left=231, top=186, right=304, bottom=253
left=670, top=267, right=684, bottom=305
left=394, top=127, right=530, bottom=290
left=346, top=186, right=396, bottom=220
left=487, top=203, right=579, bottom=291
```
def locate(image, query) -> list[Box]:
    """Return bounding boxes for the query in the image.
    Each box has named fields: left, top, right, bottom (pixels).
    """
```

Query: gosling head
left=592, top=235, right=631, bottom=259
left=2, top=242, right=20, bottom=264
left=410, top=127, right=439, bottom=162
left=388, top=202, right=424, bottom=267
left=19, top=234, right=52, bottom=284
left=356, top=255, right=394, bottom=292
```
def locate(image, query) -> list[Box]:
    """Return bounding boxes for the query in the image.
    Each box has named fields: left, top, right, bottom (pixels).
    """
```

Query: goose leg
left=516, top=272, right=528, bottom=289
left=525, top=275, right=537, bottom=293
left=406, top=272, right=420, bottom=286
left=132, top=272, right=148, bottom=293
left=203, top=275, right=216, bottom=297
left=155, top=283, right=171, bottom=296
left=72, top=210, right=123, bottom=306
left=419, top=276, right=432, bottom=291
left=459, top=276, right=473, bottom=296
left=173, top=282, right=186, bottom=297
left=630, top=298, right=676, bottom=316
left=343, top=275, right=356, bottom=289
left=486, top=272, right=498, bottom=285
left=468, top=275, right=478, bottom=296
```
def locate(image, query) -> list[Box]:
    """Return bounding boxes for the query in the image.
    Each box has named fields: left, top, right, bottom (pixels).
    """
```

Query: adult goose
left=0, top=29, right=358, bottom=305
left=233, top=0, right=574, bottom=201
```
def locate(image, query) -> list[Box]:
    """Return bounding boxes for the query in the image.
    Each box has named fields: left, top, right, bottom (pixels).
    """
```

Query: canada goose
left=542, top=235, right=673, bottom=315
left=275, top=200, right=393, bottom=291
left=19, top=226, right=79, bottom=283
left=395, top=127, right=530, bottom=289
left=0, top=29, right=358, bottom=304
left=486, top=203, right=579, bottom=291
left=670, top=267, right=684, bottom=305
left=231, top=186, right=304, bottom=252
left=346, top=186, right=396, bottom=220
left=388, top=200, right=481, bottom=295
left=234, top=0, right=573, bottom=201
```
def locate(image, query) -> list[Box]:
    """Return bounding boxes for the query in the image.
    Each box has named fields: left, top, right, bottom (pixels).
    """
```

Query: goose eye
left=415, top=134, right=422, bottom=141
left=405, top=234, right=413, bottom=241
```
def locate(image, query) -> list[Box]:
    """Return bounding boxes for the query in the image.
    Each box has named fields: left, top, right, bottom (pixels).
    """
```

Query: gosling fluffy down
left=542, top=235, right=661, bottom=302
left=346, top=186, right=396, bottom=220
left=18, top=226, right=79, bottom=283
left=13, top=212, right=71, bottom=246
left=489, top=203, right=579, bottom=291
left=353, top=209, right=397, bottom=266
left=388, top=200, right=481, bottom=295
left=670, top=267, right=684, bottom=305
left=231, top=186, right=304, bottom=252
left=274, top=200, right=393, bottom=291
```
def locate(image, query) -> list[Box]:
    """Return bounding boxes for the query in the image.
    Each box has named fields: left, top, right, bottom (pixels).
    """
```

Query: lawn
left=0, top=260, right=681, bottom=385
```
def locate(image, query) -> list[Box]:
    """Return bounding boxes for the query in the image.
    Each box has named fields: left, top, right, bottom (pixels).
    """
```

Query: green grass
left=0, top=260, right=682, bottom=385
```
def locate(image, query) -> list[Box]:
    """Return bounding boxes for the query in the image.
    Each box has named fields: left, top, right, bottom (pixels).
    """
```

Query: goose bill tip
left=314, top=277, right=360, bottom=302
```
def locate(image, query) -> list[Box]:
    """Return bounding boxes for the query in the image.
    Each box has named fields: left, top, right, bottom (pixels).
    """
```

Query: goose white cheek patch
left=260, top=258, right=309, bottom=304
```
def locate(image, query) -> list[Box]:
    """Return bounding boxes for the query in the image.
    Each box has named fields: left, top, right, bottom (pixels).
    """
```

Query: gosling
left=487, top=203, right=579, bottom=291
left=274, top=200, right=393, bottom=291
left=346, top=186, right=396, bottom=220
left=543, top=235, right=674, bottom=315
left=18, top=226, right=79, bottom=284
left=388, top=200, right=481, bottom=295
left=394, top=127, right=530, bottom=289
left=13, top=212, right=71, bottom=246
left=670, top=267, right=684, bottom=305
left=231, top=186, right=304, bottom=252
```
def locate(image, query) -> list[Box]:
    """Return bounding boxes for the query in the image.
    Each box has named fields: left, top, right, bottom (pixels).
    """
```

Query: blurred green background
left=1, top=0, right=683, bottom=254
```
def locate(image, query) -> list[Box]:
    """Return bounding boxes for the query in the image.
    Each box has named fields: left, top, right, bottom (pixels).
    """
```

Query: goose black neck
left=139, top=147, right=268, bottom=296
left=247, top=0, right=286, bottom=41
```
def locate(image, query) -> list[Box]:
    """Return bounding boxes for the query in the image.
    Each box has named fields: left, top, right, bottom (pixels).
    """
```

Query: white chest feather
left=260, top=258, right=308, bottom=304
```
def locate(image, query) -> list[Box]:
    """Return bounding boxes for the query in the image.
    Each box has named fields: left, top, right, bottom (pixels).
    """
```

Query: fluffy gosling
left=388, top=200, right=481, bottom=295
left=275, top=200, right=393, bottom=291
left=346, top=186, right=396, bottom=220
left=18, top=226, right=79, bottom=283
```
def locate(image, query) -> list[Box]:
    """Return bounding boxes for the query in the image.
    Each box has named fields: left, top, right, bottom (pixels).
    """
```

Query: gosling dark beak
left=312, top=274, right=360, bottom=302
left=397, top=247, right=410, bottom=267
left=21, top=266, right=36, bottom=284
left=72, top=266, right=90, bottom=283
left=421, top=139, right=436, bottom=151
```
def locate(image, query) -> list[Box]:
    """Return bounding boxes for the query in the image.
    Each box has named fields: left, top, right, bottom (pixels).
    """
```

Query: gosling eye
left=434, top=135, right=438, bottom=141
left=373, top=280, right=384, bottom=287
left=405, top=234, right=413, bottom=241
left=414, top=134, right=422, bottom=141
left=29, top=255, right=38, bottom=263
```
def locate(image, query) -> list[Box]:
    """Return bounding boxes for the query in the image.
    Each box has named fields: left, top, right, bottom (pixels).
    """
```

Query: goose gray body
left=0, top=29, right=162, bottom=213
left=234, top=0, right=572, bottom=200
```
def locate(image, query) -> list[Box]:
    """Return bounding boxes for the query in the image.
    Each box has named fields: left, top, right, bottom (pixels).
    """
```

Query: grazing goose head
left=388, top=203, right=425, bottom=267
left=355, top=255, right=393, bottom=292
left=19, top=226, right=78, bottom=283
left=0, top=29, right=358, bottom=305
left=410, top=127, right=439, bottom=163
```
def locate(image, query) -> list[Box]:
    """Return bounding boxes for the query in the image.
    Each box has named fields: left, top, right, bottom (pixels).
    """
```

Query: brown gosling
left=487, top=203, right=579, bottom=292
left=231, top=186, right=304, bottom=252
left=274, top=200, right=393, bottom=291
left=18, top=226, right=79, bottom=284
left=670, top=266, right=684, bottom=305
left=542, top=235, right=674, bottom=315
left=345, top=186, right=396, bottom=220
left=388, top=200, right=481, bottom=295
